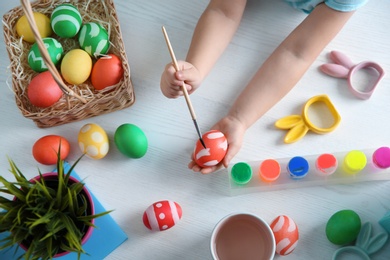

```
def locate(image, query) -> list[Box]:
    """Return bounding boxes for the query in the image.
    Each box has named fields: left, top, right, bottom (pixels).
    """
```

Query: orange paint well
left=259, top=159, right=281, bottom=182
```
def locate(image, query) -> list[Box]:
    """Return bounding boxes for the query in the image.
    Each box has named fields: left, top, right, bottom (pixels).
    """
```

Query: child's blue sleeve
left=325, top=0, right=369, bottom=12
left=285, top=0, right=368, bottom=13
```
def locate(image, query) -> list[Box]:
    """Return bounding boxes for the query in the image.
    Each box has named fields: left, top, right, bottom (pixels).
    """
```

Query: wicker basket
left=2, top=0, right=135, bottom=128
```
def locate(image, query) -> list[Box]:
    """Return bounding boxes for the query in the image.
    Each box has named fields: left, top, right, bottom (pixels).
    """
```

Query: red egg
left=270, top=215, right=299, bottom=256
left=193, top=130, right=227, bottom=167
left=91, top=54, right=124, bottom=90
left=32, top=135, right=70, bottom=165
left=143, top=200, right=182, bottom=231
left=27, top=71, right=63, bottom=108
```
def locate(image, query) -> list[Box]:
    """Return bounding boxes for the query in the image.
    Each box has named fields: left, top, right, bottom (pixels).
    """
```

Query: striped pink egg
left=143, top=200, right=182, bottom=231
left=194, top=130, right=228, bottom=167
left=270, top=215, right=299, bottom=255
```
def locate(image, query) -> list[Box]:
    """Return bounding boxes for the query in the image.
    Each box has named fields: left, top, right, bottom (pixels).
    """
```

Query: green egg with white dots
left=78, top=22, right=110, bottom=57
left=114, top=124, right=148, bottom=158
left=51, top=4, right=82, bottom=38
left=28, top=37, right=63, bottom=72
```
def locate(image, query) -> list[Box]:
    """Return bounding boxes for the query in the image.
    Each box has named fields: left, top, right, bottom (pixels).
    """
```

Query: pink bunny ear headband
left=320, top=51, right=385, bottom=100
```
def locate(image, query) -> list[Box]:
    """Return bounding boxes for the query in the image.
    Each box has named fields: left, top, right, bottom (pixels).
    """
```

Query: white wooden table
left=1, top=1, right=390, bottom=259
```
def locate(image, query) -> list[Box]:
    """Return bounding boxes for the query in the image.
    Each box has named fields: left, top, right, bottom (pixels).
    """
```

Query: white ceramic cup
left=210, top=213, right=275, bottom=260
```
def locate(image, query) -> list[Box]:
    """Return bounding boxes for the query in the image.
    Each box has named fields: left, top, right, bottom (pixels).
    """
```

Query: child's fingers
left=200, top=165, right=222, bottom=174
left=188, top=161, right=201, bottom=172
left=176, top=68, right=198, bottom=83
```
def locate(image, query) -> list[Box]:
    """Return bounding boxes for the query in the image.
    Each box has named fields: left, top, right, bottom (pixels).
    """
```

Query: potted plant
left=0, top=150, right=112, bottom=259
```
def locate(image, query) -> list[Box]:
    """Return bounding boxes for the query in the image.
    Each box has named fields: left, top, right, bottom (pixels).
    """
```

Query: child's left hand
left=188, top=115, right=246, bottom=174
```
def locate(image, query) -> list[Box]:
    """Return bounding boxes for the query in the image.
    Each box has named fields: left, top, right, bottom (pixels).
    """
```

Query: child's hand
left=188, top=116, right=246, bottom=174
left=160, top=60, right=202, bottom=98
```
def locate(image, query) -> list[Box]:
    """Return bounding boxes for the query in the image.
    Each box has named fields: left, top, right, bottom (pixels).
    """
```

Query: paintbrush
left=162, top=26, right=206, bottom=148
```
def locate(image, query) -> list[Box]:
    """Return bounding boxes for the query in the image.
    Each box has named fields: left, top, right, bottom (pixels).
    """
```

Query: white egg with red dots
left=193, top=130, right=228, bottom=167
left=78, top=123, right=109, bottom=159
left=143, top=200, right=182, bottom=231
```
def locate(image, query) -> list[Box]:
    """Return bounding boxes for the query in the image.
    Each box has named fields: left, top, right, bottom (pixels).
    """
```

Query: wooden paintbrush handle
left=162, top=26, right=197, bottom=120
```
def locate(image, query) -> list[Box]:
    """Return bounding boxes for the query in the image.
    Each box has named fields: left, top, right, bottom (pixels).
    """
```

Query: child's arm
left=160, top=0, right=247, bottom=98
left=185, top=0, right=247, bottom=79
left=228, top=3, right=354, bottom=131
left=190, top=3, right=355, bottom=174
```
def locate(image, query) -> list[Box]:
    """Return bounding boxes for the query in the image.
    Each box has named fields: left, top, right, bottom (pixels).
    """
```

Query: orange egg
left=91, top=54, right=124, bottom=90
left=193, top=130, right=227, bottom=167
left=27, top=71, right=63, bottom=108
left=270, top=215, right=299, bottom=256
left=32, top=135, right=70, bottom=165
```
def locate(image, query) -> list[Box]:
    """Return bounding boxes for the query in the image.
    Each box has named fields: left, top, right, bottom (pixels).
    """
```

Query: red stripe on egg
left=154, top=201, right=175, bottom=230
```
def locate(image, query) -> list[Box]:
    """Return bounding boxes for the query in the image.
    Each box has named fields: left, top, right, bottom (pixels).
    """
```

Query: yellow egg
left=78, top=123, right=109, bottom=159
left=15, top=12, right=52, bottom=43
left=61, top=49, right=92, bottom=85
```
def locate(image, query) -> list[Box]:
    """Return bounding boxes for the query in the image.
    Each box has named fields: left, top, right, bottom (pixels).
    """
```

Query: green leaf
left=32, top=179, right=53, bottom=200
left=0, top=177, right=26, bottom=202
left=7, top=157, right=28, bottom=182
left=78, top=209, right=114, bottom=222
left=16, top=204, right=27, bottom=226
left=28, top=211, right=55, bottom=229
left=58, top=213, right=83, bottom=251
left=67, top=189, right=75, bottom=216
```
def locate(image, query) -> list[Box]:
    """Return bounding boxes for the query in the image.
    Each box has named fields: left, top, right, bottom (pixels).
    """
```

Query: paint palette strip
left=227, top=147, right=390, bottom=195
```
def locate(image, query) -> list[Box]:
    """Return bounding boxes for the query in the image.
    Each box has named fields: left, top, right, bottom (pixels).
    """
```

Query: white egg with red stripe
left=194, top=130, right=228, bottom=167
left=270, top=215, right=299, bottom=255
left=143, top=200, right=182, bottom=231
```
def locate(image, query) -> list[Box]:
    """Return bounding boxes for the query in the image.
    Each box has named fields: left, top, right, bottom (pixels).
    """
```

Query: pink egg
left=193, top=130, right=228, bottom=167
left=143, top=200, right=182, bottom=231
left=270, top=215, right=299, bottom=255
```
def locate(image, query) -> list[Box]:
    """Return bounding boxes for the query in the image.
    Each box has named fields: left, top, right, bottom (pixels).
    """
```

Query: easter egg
left=193, top=130, right=227, bottom=167
left=326, top=209, right=361, bottom=245
left=114, top=124, right=148, bottom=158
left=61, top=49, right=92, bottom=85
left=51, top=4, right=82, bottom=38
left=16, top=12, right=52, bottom=43
left=270, top=215, right=299, bottom=256
left=78, top=123, right=109, bottom=159
left=91, top=54, right=124, bottom=90
left=78, top=22, right=109, bottom=57
left=28, top=37, right=63, bottom=72
left=143, top=200, right=182, bottom=231
left=27, top=71, right=63, bottom=108
left=32, top=135, right=70, bottom=165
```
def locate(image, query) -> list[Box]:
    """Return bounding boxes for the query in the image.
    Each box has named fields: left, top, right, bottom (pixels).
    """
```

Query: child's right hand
left=160, top=60, right=203, bottom=98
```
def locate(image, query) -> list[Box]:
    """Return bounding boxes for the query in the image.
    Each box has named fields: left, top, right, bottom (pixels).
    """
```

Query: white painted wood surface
left=1, top=1, right=390, bottom=259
